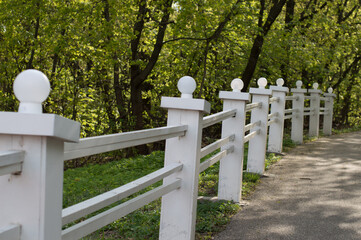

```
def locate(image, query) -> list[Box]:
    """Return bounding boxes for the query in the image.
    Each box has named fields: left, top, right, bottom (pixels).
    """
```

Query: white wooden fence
left=0, top=70, right=335, bottom=240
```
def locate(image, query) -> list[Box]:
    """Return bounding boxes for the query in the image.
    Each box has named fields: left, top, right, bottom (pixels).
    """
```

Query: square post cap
left=1, top=69, right=81, bottom=142
left=250, top=77, right=272, bottom=95
left=160, top=76, right=211, bottom=113
left=324, top=87, right=336, bottom=98
left=0, top=112, right=80, bottom=142
left=270, top=78, right=289, bottom=93
left=308, top=82, right=322, bottom=94
left=219, top=78, right=250, bottom=101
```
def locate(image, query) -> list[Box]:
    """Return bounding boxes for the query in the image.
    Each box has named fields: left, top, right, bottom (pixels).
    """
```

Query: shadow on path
left=214, top=131, right=361, bottom=240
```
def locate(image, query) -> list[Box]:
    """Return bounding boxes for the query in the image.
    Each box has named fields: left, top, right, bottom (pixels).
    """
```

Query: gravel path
left=214, top=131, right=361, bottom=240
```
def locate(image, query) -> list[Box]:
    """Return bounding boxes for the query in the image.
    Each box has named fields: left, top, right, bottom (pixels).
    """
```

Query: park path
left=214, top=131, right=361, bottom=240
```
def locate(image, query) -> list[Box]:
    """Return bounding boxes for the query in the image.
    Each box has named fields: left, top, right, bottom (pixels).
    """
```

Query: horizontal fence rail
left=202, top=109, right=237, bottom=128
left=244, top=121, right=260, bottom=132
left=267, top=119, right=277, bottom=126
left=0, top=150, right=25, bottom=176
left=62, top=179, right=182, bottom=240
left=200, top=135, right=235, bottom=158
left=0, top=224, right=21, bottom=240
left=199, top=146, right=234, bottom=173
left=62, top=163, right=183, bottom=225
left=245, top=102, right=262, bottom=112
left=268, top=112, right=278, bottom=120
left=284, top=109, right=297, bottom=114
left=64, top=125, right=187, bottom=160
left=269, top=97, right=279, bottom=103
left=244, top=130, right=259, bottom=143
left=284, top=114, right=293, bottom=120
left=285, top=96, right=299, bottom=101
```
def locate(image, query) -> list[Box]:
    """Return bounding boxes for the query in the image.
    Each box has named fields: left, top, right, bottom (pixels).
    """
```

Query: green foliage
left=1, top=0, right=360, bottom=135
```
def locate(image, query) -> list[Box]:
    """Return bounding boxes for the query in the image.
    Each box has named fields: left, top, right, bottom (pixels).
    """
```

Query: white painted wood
left=160, top=96, right=208, bottom=240
left=0, top=113, right=80, bottom=240
left=199, top=147, right=233, bottom=173
left=284, top=109, right=297, bottom=114
left=62, top=162, right=183, bottom=225
left=0, top=112, right=80, bottom=142
left=245, top=102, right=262, bottom=112
left=308, top=89, right=321, bottom=137
left=0, top=137, right=64, bottom=240
left=303, top=112, right=312, bottom=116
left=244, top=121, right=260, bottom=132
left=304, top=96, right=316, bottom=100
left=0, top=224, right=21, bottom=240
left=244, top=130, right=259, bottom=143
left=62, top=179, right=181, bottom=240
left=200, top=135, right=235, bottom=159
left=267, top=119, right=277, bottom=126
left=285, top=96, right=298, bottom=101
left=0, top=151, right=24, bottom=176
left=323, top=93, right=335, bottom=135
left=64, top=125, right=187, bottom=160
left=161, top=96, right=211, bottom=112
left=320, top=97, right=327, bottom=101
left=268, top=112, right=279, bottom=120
left=269, top=97, right=280, bottom=103
left=217, top=90, right=249, bottom=202
left=268, top=85, right=288, bottom=153
left=290, top=88, right=307, bottom=144
left=0, top=151, right=24, bottom=167
left=303, top=107, right=313, bottom=111
left=247, top=87, right=272, bottom=174
left=202, top=109, right=237, bottom=128
left=284, top=114, right=293, bottom=120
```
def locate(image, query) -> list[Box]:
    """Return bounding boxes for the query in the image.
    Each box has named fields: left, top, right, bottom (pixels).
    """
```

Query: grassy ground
left=62, top=131, right=334, bottom=239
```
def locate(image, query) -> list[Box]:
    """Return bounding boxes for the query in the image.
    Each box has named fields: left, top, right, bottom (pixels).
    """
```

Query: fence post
left=268, top=78, right=289, bottom=153
left=218, top=79, right=250, bottom=203
left=308, top=83, right=321, bottom=137
left=323, top=88, right=336, bottom=136
left=291, top=81, right=306, bottom=144
left=159, top=76, right=210, bottom=240
left=247, top=78, right=272, bottom=174
left=0, top=70, right=80, bottom=240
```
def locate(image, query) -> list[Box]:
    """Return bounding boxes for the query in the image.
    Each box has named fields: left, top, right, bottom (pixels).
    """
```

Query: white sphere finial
left=276, top=78, right=284, bottom=87
left=13, top=69, right=50, bottom=114
left=328, top=87, right=333, bottom=94
left=313, top=82, right=319, bottom=89
left=177, top=76, right=196, bottom=98
left=231, top=78, right=244, bottom=92
left=296, top=80, right=302, bottom=89
left=257, top=77, right=267, bottom=89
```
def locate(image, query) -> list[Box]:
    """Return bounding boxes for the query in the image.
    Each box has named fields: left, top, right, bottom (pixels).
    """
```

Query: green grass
left=62, top=135, right=298, bottom=239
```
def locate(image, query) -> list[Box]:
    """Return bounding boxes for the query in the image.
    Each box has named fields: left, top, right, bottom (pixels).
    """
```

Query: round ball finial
left=328, top=87, right=333, bottom=94
left=276, top=78, right=284, bottom=87
left=257, top=77, right=267, bottom=89
left=313, top=82, right=319, bottom=90
left=231, top=78, right=244, bottom=92
left=296, top=80, right=303, bottom=89
left=177, top=76, right=196, bottom=98
left=13, top=69, right=51, bottom=114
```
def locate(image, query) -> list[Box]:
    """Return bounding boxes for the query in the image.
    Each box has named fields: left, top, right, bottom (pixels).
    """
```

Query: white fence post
left=291, top=81, right=306, bottom=144
left=268, top=78, right=289, bottom=153
left=159, top=76, right=210, bottom=240
left=308, top=83, right=321, bottom=137
left=218, top=79, right=250, bottom=203
left=323, top=88, right=336, bottom=136
left=0, top=70, right=80, bottom=240
left=247, top=78, right=272, bottom=174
